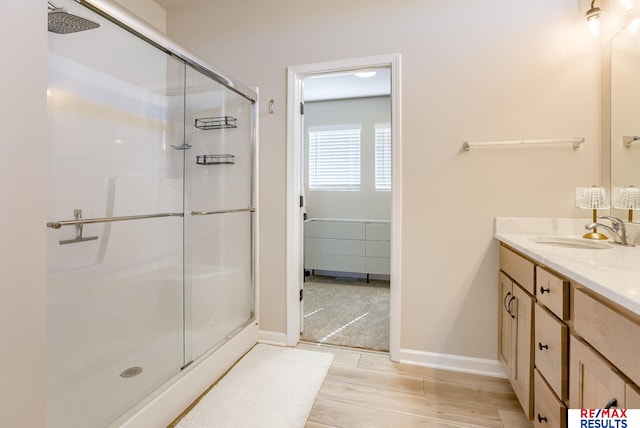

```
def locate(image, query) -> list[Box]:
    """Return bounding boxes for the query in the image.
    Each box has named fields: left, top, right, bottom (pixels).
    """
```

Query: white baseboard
left=258, top=330, right=288, bottom=347
left=397, top=348, right=506, bottom=379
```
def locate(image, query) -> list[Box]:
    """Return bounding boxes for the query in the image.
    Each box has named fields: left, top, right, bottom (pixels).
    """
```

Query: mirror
left=611, top=21, right=640, bottom=222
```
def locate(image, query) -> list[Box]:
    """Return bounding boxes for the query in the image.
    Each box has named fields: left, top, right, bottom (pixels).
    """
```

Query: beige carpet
left=301, top=276, right=390, bottom=352
left=175, top=344, right=333, bottom=428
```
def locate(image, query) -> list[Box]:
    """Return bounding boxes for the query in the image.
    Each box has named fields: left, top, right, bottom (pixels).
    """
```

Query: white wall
left=0, top=1, right=47, bottom=426
left=305, top=96, right=391, bottom=220
left=161, top=0, right=602, bottom=361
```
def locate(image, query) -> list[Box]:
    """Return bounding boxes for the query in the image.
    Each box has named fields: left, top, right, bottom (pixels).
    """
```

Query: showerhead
left=48, top=2, right=100, bottom=34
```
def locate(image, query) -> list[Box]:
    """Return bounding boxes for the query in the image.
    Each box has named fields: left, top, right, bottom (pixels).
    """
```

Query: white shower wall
left=46, top=1, right=256, bottom=426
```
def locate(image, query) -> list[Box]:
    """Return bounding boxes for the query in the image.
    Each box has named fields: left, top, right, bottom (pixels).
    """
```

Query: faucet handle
left=599, top=216, right=625, bottom=232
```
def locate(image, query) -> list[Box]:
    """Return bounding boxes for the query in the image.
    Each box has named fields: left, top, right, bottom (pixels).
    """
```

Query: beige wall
left=161, top=0, right=602, bottom=361
left=0, top=1, right=47, bottom=426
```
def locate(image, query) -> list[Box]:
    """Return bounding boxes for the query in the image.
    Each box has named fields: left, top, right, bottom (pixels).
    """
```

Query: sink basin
left=531, top=236, right=613, bottom=250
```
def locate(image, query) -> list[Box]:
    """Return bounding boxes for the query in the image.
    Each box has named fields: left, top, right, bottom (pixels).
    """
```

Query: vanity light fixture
left=354, top=71, right=376, bottom=78
left=613, top=185, right=640, bottom=222
left=577, top=185, right=610, bottom=240
left=586, top=0, right=602, bottom=36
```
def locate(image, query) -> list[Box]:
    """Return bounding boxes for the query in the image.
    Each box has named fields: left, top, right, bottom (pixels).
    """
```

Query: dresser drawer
left=536, top=267, right=568, bottom=320
left=500, top=245, right=534, bottom=294
left=535, top=304, right=568, bottom=400
left=365, top=222, right=390, bottom=241
left=305, top=237, right=365, bottom=256
left=304, top=221, right=365, bottom=239
left=365, top=257, right=390, bottom=275
left=573, top=288, right=640, bottom=386
left=534, top=369, right=566, bottom=428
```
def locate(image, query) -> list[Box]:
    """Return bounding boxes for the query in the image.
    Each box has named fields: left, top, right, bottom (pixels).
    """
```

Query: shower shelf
left=196, top=154, right=235, bottom=165
left=194, top=116, right=237, bottom=130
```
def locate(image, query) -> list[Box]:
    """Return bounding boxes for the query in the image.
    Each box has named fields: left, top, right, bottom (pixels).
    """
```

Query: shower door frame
left=52, top=1, right=260, bottom=426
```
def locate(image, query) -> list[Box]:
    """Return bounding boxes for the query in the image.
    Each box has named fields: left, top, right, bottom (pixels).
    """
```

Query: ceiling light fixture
left=354, top=71, right=376, bottom=78
left=586, top=0, right=602, bottom=36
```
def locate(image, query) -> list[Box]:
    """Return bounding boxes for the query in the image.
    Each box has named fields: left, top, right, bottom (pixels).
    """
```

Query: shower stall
left=46, top=1, right=257, bottom=426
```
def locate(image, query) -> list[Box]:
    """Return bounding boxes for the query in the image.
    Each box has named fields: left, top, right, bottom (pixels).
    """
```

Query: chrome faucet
left=585, top=216, right=635, bottom=247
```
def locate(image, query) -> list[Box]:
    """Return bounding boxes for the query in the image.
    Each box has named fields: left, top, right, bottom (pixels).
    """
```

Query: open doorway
left=286, top=54, right=402, bottom=358
left=301, top=69, right=391, bottom=351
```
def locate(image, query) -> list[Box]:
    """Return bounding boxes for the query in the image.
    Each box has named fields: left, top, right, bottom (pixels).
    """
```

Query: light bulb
left=588, top=15, right=601, bottom=36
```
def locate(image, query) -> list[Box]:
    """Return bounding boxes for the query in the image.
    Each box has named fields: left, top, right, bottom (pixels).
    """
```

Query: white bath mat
left=176, top=344, right=333, bottom=428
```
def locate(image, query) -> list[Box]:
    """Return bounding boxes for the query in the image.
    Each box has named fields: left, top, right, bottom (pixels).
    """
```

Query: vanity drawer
left=536, top=267, right=568, bottom=320
left=500, top=245, right=534, bottom=294
left=573, top=288, right=640, bottom=386
left=535, top=304, right=568, bottom=400
left=534, top=369, right=566, bottom=428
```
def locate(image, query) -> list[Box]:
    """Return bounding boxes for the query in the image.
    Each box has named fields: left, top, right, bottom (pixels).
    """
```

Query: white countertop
left=495, top=217, right=640, bottom=315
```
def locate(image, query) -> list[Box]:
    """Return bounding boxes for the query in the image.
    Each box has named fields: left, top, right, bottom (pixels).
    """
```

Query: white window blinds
left=308, top=125, right=361, bottom=191
left=375, top=124, right=392, bottom=191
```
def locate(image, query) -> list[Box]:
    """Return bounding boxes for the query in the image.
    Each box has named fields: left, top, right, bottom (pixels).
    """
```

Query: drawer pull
left=537, top=414, right=548, bottom=423
left=540, top=286, right=550, bottom=294
left=605, top=398, right=618, bottom=409
left=538, top=342, right=549, bottom=351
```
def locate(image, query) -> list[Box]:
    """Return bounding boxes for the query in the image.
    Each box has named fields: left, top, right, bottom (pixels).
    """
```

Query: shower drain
left=120, top=366, right=143, bottom=378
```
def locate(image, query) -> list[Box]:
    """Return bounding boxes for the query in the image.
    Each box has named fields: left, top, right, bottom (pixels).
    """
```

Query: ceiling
left=303, top=68, right=391, bottom=102
left=153, top=0, right=187, bottom=10
left=150, top=2, right=390, bottom=102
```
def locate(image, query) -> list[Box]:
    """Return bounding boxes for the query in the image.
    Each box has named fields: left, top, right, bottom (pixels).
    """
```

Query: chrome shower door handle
left=58, top=209, right=99, bottom=245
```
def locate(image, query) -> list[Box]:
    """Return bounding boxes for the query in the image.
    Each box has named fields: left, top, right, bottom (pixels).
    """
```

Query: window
left=375, top=124, right=391, bottom=191
left=308, top=125, right=361, bottom=191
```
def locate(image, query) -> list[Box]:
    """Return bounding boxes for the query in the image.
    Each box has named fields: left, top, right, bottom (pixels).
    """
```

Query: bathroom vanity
left=495, top=218, right=640, bottom=426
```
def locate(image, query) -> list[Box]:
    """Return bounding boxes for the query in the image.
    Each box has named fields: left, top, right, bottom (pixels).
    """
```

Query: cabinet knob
left=537, top=414, right=548, bottom=423
left=540, top=286, right=550, bottom=294
left=538, top=342, right=549, bottom=351
left=605, top=398, right=618, bottom=409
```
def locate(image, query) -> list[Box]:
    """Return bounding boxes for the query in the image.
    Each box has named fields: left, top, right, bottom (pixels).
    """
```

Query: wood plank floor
left=297, top=342, right=532, bottom=428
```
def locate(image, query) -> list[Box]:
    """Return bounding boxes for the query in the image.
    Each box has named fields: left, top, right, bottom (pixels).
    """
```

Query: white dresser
left=304, top=218, right=390, bottom=279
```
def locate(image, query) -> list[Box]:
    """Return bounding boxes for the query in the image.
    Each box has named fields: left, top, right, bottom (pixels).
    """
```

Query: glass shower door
left=184, top=65, right=255, bottom=362
left=46, top=2, right=186, bottom=426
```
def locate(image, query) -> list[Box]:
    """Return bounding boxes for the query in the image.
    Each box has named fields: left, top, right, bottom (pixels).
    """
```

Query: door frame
left=285, top=53, right=402, bottom=360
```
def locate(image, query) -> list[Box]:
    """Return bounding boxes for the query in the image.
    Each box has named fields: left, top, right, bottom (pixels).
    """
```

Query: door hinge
left=300, top=102, right=304, bottom=115
left=300, top=195, right=304, bottom=208
left=300, top=289, right=304, bottom=302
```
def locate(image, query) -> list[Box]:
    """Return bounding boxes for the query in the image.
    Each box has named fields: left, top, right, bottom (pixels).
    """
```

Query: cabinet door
left=512, top=283, right=534, bottom=419
left=570, top=335, right=626, bottom=410
left=498, top=272, right=514, bottom=375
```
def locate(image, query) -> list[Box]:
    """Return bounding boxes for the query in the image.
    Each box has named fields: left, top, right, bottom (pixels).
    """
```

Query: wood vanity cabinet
left=498, top=242, right=640, bottom=426
left=499, top=246, right=534, bottom=419
left=570, top=287, right=640, bottom=410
